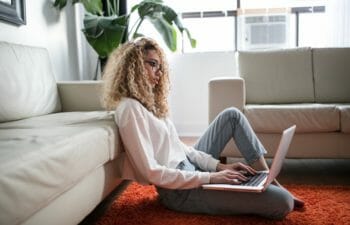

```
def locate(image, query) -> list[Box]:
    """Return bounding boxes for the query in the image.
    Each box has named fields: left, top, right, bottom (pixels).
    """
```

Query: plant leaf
left=53, top=0, right=68, bottom=10
left=135, top=1, right=176, bottom=51
left=53, top=0, right=103, bottom=15
left=146, top=14, right=177, bottom=51
left=160, top=5, right=177, bottom=24
left=159, top=5, right=198, bottom=48
left=133, top=0, right=163, bottom=15
left=133, top=33, right=145, bottom=39
left=79, top=0, right=103, bottom=15
left=82, top=13, right=128, bottom=58
left=173, top=17, right=197, bottom=48
left=183, top=28, right=197, bottom=48
left=136, top=0, right=195, bottom=51
left=137, top=1, right=162, bottom=19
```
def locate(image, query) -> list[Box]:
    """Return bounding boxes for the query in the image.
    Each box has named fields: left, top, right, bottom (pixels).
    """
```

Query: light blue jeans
left=156, top=107, right=294, bottom=219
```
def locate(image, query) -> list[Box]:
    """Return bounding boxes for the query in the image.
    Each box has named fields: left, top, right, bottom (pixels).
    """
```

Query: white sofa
left=0, top=42, right=123, bottom=225
left=209, top=47, right=350, bottom=160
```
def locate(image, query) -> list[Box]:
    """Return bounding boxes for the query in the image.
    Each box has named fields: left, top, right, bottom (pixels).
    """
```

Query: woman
left=102, top=37, right=303, bottom=219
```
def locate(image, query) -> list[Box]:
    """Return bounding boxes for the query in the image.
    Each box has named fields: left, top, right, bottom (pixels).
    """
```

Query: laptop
left=202, top=125, right=296, bottom=193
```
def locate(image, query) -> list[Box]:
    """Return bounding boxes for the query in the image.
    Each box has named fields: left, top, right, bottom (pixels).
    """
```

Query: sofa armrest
left=57, top=81, right=105, bottom=112
left=208, top=77, right=245, bottom=123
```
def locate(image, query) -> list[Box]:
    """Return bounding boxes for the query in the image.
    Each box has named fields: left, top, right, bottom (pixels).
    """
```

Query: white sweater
left=114, top=98, right=219, bottom=189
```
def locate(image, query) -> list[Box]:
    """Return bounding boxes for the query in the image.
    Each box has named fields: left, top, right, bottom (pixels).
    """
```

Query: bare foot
left=293, top=195, right=305, bottom=211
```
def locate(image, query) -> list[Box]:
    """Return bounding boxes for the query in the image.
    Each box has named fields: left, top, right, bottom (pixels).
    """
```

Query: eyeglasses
left=144, top=60, right=162, bottom=73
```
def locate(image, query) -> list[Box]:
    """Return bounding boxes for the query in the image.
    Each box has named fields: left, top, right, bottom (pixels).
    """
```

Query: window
left=127, top=0, right=236, bottom=53
left=181, top=14, right=235, bottom=52
left=127, top=0, right=348, bottom=53
left=237, top=8, right=293, bottom=50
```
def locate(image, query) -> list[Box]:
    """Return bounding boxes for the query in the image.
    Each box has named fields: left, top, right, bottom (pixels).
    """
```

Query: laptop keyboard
left=241, top=172, right=268, bottom=186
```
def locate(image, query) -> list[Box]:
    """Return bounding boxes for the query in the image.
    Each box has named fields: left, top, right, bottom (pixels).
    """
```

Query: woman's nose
left=155, top=70, right=162, bottom=77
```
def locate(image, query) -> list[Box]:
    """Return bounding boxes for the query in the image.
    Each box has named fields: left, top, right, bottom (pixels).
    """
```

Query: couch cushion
left=238, top=48, right=315, bottom=104
left=338, top=104, right=350, bottom=133
left=244, top=104, right=340, bottom=133
left=313, top=48, right=350, bottom=103
left=0, top=42, right=61, bottom=123
left=0, top=111, right=119, bottom=225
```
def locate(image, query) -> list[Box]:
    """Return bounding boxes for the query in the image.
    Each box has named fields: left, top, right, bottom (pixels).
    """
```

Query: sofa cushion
left=244, top=104, right=340, bottom=133
left=0, top=111, right=119, bottom=225
left=0, top=42, right=61, bottom=123
left=313, top=48, right=350, bottom=103
left=238, top=48, right=315, bottom=104
left=338, top=104, right=350, bottom=133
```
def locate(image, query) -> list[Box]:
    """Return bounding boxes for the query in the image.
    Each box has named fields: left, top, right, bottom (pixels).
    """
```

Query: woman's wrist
left=216, top=163, right=226, bottom=171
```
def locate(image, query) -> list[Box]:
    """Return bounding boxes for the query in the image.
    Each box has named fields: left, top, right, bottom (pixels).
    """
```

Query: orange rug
left=96, top=182, right=350, bottom=225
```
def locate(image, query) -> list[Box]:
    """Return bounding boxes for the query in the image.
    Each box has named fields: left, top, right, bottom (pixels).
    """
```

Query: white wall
left=168, top=52, right=237, bottom=136
left=0, top=0, right=79, bottom=81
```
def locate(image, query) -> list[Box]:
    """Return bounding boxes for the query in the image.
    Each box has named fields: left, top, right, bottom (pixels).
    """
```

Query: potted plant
left=54, top=0, right=196, bottom=61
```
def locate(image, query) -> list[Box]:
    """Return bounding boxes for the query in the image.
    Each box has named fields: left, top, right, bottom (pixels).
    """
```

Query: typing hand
left=216, top=162, right=257, bottom=176
left=209, top=169, right=249, bottom=184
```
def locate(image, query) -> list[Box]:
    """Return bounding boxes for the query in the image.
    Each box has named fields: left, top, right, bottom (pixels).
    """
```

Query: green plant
left=53, top=0, right=196, bottom=59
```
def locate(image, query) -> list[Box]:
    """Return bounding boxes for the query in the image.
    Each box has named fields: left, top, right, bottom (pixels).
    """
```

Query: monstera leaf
left=83, top=13, right=128, bottom=58
left=54, top=0, right=196, bottom=58
left=78, top=0, right=103, bottom=15
left=131, top=0, right=196, bottom=51
left=54, top=0, right=103, bottom=14
left=147, top=15, right=177, bottom=51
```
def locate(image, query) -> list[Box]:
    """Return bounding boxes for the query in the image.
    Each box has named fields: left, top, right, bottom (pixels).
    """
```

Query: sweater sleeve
left=182, top=144, right=219, bottom=172
left=166, top=119, right=219, bottom=172
left=116, top=102, right=211, bottom=189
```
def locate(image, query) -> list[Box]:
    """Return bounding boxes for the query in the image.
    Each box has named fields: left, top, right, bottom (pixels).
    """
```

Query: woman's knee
left=219, top=107, right=242, bottom=121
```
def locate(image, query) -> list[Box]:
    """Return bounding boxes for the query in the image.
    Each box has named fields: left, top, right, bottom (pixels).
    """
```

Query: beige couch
left=0, top=42, right=123, bottom=225
left=209, top=47, right=350, bottom=160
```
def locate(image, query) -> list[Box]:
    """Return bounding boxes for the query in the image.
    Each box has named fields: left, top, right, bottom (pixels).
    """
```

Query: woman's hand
left=209, top=162, right=257, bottom=184
left=210, top=170, right=248, bottom=184
left=216, top=162, right=257, bottom=175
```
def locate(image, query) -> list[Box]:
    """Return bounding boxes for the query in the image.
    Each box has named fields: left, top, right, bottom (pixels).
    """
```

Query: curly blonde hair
left=101, top=37, right=170, bottom=118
